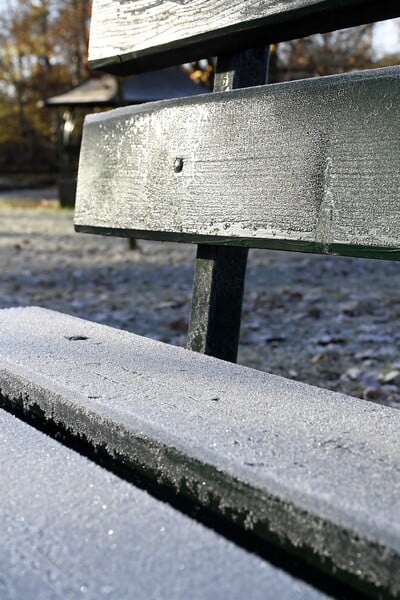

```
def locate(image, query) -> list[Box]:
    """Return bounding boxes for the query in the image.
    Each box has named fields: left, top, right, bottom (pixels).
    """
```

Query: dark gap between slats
left=0, top=391, right=380, bottom=600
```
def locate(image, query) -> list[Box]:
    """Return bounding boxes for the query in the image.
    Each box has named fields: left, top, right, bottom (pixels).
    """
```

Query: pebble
left=345, top=368, right=361, bottom=381
left=380, top=370, right=399, bottom=384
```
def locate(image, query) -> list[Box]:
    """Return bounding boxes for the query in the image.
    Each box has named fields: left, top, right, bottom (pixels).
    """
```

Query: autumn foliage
left=0, top=4, right=398, bottom=174
left=0, top=0, right=90, bottom=172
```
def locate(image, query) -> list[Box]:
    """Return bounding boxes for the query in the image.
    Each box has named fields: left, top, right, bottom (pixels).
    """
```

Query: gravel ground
left=1, top=189, right=399, bottom=408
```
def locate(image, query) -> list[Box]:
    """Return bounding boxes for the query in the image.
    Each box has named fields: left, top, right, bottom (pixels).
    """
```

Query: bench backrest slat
left=75, top=66, right=400, bottom=260
left=89, top=0, right=399, bottom=73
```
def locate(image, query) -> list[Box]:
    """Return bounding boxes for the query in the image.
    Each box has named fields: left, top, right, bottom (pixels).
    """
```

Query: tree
left=0, top=0, right=91, bottom=172
left=51, top=0, right=91, bottom=85
left=190, top=23, right=379, bottom=87
left=272, top=24, right=374, bottom=83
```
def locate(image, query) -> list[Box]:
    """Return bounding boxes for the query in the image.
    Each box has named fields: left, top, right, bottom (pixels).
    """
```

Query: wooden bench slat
left=1, top=306, right=400, bottom=597
left=89, top=0, right=399, bottom=73
left=0, top=408, right=328, bottom=599
left=75, top=66, right=400, bottom=260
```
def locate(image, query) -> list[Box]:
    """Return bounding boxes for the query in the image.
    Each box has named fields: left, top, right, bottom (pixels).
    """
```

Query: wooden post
left=187, top=48, right=269, bottom=362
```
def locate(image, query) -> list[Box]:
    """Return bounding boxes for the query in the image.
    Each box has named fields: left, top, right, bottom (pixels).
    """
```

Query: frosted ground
left=1, top=188, right=399, bottom=408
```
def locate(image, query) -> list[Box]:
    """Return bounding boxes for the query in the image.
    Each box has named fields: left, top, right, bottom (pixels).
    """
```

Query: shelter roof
left=45, top=67, right=206, bottom=107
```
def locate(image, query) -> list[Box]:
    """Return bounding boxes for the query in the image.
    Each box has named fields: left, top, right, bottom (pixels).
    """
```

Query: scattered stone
left=241, top=331, right=269, bottom=345
left=247, top=318, right=262, bottom=330
left=338, top=300, right=359, bottom=315
left=311, top=353, right=323, bottom=364
left=355, top=349, right=375, bottom=360
left=307, top=307, right=321, bottom=319
left=358, top=333, right=393, bottom=344
left=379, top=370, right=400, bottom=384
left=345, top=368, right=362, bottom=381
left=358, top=323, right=378, bottom=333
left=170, top=317, right=188, bottom=332
left=363, top=387, right=383, bottom=401
left=313, top=333, right=347, bottom=346
left=265, top=333, right=286, bottom=343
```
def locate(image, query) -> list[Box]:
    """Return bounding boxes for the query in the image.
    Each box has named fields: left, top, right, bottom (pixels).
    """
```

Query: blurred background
left=0, top=0, right=398, bottom=187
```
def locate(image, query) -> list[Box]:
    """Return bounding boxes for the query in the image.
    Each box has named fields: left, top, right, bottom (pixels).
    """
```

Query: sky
left=373, top=18, right=400, bottom=57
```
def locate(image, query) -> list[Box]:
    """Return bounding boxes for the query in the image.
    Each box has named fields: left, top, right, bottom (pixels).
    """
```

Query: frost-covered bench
left=1, top=0, right=400, bottom=598
left=1, top=306, right=400, bottom=598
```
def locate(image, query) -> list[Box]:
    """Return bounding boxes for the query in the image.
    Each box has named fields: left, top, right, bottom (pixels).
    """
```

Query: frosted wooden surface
left=1, top=410, right=329, bottom=599
left=1, top=307, right=400, bottom=596
left=89, top=0, right=400, bottom=72
left=75, top=66, right=400, bottom=260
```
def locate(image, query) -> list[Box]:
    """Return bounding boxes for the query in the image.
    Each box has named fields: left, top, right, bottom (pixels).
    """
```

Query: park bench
left=0, top=0, right=400, bottom=597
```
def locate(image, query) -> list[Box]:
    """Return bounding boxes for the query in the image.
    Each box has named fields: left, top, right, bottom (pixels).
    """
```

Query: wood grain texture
left=75, top=66, right=400, bottom=260
left=88, top=0, right=399, bottom=73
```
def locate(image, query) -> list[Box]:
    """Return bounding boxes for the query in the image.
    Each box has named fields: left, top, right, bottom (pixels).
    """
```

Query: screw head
left=174, top=157, right=184, bottom=173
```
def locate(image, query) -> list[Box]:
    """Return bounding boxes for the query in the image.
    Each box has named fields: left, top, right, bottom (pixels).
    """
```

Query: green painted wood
left=187, top=230, right=249, bottom=361
left=75, top=66, right=400, bottom=260
left=186, top=48, right=269, bottom=362
left=88, top=0, right=399, bottom=74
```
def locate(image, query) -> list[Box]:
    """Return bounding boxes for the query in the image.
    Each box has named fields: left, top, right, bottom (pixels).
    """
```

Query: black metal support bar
left=186, top=47, right=269, bottom=362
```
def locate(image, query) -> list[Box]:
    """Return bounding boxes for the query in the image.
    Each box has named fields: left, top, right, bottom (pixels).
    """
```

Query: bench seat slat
left=89, top=0, right=399, bottom=73
left=75, top=66, right=400, bottom=260
left=1, top=307, right=400, bottom=596
left=0, top=408, right=326, bottom=599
